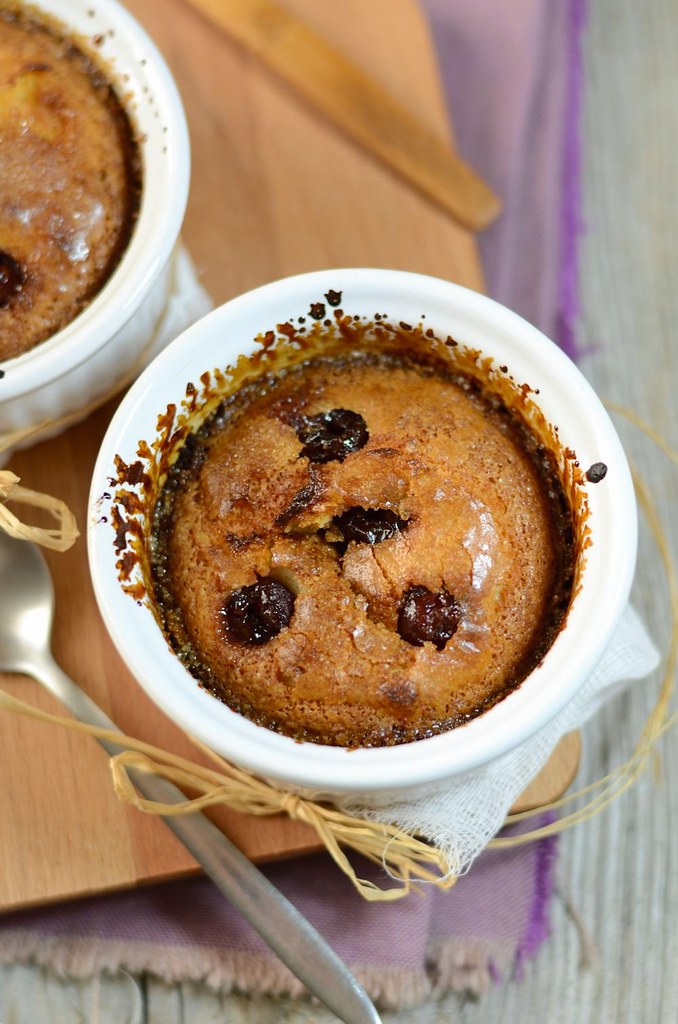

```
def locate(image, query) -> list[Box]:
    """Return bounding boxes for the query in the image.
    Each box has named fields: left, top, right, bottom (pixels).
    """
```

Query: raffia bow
left=0, top=453, right=673, bottom=899
left=0, top=462, right=79, bottom=552
left=0, top=400, right=674, bottom=899
left=0, top=686, right=456, bottom=901
left=0, top=408, right=81, bottom=551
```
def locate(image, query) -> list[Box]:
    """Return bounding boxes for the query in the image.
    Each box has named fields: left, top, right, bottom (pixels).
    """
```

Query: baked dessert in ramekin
left=149, top=341, right=576, bottom=749
left=0, top=4, right=142, bottom=360
left=88, top=270, right=636, bottom=798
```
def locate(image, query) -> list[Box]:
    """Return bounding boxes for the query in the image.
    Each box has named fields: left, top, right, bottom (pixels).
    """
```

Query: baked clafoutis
left=149, top=342, right=576, bottom=748
left=0, top=4, right=141, bottom=360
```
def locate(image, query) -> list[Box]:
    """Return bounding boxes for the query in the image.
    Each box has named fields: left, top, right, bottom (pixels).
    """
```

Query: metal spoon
left=0, top=530, right=381, bottom=1024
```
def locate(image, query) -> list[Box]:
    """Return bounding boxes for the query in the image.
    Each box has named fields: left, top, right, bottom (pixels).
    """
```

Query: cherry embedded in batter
left=221, top=577, right=295, bottom=646
left=333, top=506, right=408, bottom=544
left=0, top=251, right=26, bottom=307
left=397, top=585, right=460, bottom=650
left=297, top=408, right=368, bottom=463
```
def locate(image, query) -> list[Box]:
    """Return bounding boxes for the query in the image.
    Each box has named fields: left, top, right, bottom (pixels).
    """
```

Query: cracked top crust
left=150, top=351, right=575, bottom=747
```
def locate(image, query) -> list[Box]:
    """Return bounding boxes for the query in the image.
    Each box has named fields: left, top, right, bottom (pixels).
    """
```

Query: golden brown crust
left=0, top=7, right=140, bottom=360
left=152, top=353, right=574, bottom=747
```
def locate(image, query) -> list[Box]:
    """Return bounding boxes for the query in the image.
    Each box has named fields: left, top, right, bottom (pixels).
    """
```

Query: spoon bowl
left=0, top=529, right=54, bottom=675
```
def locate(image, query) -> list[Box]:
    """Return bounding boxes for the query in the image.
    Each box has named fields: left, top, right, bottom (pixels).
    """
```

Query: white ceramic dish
left=88, top=269, right=637, bottom=798
left=0, top=0, right=189, bottom=454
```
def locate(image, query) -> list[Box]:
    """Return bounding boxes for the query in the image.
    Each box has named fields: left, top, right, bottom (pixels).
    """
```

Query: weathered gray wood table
left=1, top=0, right=676, bottom=1019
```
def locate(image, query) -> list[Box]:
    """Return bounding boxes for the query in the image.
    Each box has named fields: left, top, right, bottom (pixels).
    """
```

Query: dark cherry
left=333, top=506, right=408, bottom=545
left=0, top=251, right=26, bottom=307
left=221, top=577, right=295, bottom=646
left=586, top=462, right=608, bottom=483
left=397, top=585, right=460, bottom=651
left=297, top=408, right=368, bottom=464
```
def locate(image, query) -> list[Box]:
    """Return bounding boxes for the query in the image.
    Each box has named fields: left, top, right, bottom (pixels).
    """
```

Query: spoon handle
left=28, top=655, right=381, bottom=1024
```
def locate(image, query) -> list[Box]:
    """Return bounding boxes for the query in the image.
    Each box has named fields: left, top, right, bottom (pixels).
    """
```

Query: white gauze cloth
left=337, top=604, right=660, bottom=875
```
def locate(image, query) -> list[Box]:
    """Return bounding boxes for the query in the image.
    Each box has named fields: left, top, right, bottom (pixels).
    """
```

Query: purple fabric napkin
left=423, top=0, right=585, bottom=359
left=0, top=819, right=556, bottom=1009
left=0, top=0, right=586, bottom=1007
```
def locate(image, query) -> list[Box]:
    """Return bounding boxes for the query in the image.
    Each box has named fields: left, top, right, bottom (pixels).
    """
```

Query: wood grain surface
left=182, top=0, right=500, bottom=230
left=0, top=0, right=577, bottom=914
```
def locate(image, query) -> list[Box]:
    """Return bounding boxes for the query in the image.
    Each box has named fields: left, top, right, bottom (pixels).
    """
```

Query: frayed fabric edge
left=427, top=936, right=517, bottom=998
left=0, top=931, right=530, bottom=1006
left=0, top=936, right=308, bottom=1000
left=515, top=827, right=559, bottom=977
left=0, top=932, right=522, bottom=1007
left=0, top=934, right=432, bottom=1010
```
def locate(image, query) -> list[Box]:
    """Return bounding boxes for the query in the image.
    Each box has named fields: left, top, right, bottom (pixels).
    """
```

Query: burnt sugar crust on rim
left=0, top=3, right=142, bottom=361
left=146, top=342, right=578, bottom=749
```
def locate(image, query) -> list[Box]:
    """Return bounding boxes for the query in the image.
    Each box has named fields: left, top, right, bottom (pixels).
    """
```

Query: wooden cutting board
left=0, top=0, right=579, bottom=913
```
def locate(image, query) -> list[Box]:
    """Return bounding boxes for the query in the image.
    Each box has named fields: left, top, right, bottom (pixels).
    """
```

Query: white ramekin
left=88, top=269, right=637, bottom=799
left=0, top=0, right=189, bottom=452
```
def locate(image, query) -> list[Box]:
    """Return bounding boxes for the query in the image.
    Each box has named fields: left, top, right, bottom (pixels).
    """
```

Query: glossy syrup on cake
left=0, top=4, right=141, bottom=360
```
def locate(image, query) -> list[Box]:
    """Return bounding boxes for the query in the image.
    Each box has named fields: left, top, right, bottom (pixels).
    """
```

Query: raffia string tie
left=281, top=793, right=302, bottom=818
left=0, top=470, right=79, bottom=552
left=0, top=685, right=455, bottom=902
left=0, top=404, right=673, bottom=892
